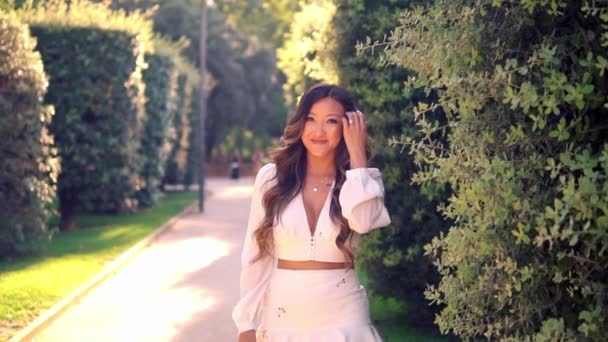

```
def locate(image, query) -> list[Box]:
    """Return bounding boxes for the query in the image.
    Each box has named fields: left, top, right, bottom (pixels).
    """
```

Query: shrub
left=18, top=0, right=153, bottom=229
left=372, top=0, right=608, bottom=339
left=136, top=38, right=180, bottom=207
left=0, top=10, right=59, bottom=256
left=332, top=0, right=449, bottom=329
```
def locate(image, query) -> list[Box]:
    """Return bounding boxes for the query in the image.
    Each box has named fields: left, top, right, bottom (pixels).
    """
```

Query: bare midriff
left=277, top=259, right=352, bottom=270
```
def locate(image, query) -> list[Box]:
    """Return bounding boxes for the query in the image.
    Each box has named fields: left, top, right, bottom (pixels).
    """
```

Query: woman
left=232, top=83, right=391, bottom=341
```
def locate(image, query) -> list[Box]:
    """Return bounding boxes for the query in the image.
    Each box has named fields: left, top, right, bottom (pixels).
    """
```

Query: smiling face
left=301, top=97, right=345, bottom=160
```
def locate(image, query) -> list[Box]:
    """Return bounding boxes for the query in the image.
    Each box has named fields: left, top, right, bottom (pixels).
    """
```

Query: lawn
left=0, top=191, right=197, bottom=341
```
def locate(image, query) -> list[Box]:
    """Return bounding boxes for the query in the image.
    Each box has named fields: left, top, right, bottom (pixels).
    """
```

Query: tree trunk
left=59, top=190, right=76, bottom=231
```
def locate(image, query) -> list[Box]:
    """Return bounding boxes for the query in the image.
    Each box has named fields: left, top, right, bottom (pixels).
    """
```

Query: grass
left=0, top=191, right=197, bottom=341
left=358, top=270, right=448, bottom=342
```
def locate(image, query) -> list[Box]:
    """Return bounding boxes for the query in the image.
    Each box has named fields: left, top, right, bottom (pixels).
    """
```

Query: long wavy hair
left=253, top=83, right=369, bottom=267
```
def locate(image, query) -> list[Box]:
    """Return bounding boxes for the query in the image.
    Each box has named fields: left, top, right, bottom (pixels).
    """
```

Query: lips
left=310, top=139, right=328, bottom=144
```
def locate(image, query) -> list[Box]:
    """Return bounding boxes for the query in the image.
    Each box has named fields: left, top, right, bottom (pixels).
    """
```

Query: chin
left=306, top=148, right=336, bottom=159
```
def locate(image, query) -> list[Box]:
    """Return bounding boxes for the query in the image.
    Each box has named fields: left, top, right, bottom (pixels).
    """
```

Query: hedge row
left=1, top=1, right=201, bottom=255
left=0, top=10, right=58, bottom=257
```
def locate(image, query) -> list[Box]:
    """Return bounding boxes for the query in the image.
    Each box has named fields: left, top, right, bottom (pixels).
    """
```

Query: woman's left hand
left=342, top=110, right=368, bottom=169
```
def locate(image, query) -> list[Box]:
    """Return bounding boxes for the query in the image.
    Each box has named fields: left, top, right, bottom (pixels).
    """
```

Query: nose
left=312, top=121, right=326, bottom=135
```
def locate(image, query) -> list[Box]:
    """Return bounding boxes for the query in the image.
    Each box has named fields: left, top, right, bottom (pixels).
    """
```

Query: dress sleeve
left=339, top=167, right=391, bottom=234
left=232, top=163, right=276, bottom=333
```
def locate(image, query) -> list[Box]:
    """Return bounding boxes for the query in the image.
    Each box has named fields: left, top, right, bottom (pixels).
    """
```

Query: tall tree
left=109, top=0, right=286, bottom=158
left=214, top=0, right=299, bottom=46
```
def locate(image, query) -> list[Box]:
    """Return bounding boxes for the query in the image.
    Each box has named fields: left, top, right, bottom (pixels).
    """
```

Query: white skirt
left=257, top=267, right=383, bottom=342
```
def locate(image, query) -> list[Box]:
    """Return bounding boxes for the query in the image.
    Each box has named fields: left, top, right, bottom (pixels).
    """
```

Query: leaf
left=581, top=84, right=594, bottom=95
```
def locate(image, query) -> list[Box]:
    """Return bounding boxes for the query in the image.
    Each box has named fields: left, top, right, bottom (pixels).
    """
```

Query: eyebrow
left=308, top=112, right=343, bottom=117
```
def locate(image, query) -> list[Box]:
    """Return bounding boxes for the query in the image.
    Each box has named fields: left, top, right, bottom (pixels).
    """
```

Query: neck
left=305, top=153, right=336, bottom=178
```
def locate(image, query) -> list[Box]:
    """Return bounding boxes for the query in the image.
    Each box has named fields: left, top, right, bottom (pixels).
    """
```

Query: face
left=301, top=97, right=344, bottom=159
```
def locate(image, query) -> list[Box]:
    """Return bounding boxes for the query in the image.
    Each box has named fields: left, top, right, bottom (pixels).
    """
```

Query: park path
left=34, top=177, right=254, bottom=342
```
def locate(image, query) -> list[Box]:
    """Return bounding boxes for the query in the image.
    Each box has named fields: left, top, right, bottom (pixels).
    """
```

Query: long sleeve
left=339, top=167, right=391, bottom=234
left=232, top=163, right=276, bottom=334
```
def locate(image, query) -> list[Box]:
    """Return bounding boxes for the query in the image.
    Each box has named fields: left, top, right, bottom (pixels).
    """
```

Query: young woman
left=232, top=83, right=391, bottom=341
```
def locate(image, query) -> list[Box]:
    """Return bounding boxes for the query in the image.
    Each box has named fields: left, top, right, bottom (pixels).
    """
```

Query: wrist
left=349, top=155, right=368, bottom=169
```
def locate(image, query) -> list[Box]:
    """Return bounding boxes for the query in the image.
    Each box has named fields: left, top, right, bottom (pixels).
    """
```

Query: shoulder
left=254, top=163, right=276, bottom=190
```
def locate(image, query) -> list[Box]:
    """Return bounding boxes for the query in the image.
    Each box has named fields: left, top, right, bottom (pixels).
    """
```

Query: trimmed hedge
left=0, top=10, right=58, bottom=256
left=136, top=51, right=178, bottom=207
left=163, top=74, right=193, bottom=186
left=17, top=0, right=154, bottom=230
left=184, top=84, right=200, bottom=187
left=31, top=26, right=146, bottom=225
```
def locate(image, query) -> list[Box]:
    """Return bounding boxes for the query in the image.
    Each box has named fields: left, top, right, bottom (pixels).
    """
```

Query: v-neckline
left=300, top=181, right=334, bottom=237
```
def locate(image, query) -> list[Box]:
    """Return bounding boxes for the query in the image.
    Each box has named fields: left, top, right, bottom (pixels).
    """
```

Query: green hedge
left=31, top=26, right=146, bottom=223
left=0, top=10, right=58, bottom=256
left=163, top=74, right=193, bottom=186
left=377, top=0, right=608, bottom=339
left=332, top=0, right=449, bottom=329
left=17, top=0, right=153, bottom=230
left=184, top=84, right=200, bottom=187
left=136, top=51, right=178, bottom=207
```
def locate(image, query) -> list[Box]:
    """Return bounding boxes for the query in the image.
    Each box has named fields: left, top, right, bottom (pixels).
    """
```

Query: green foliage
left=331, top=0, right=449, bottom=330
left=184, top=85, right=200, bottom=187
left=136, top=40, right=179, bottom=207
left=371, top=0, right=608, bottom=339
left=140, top=0, right=285, bottom=158
left=277, top=0, right=339, bottom=105
left=163, top=74, right=192, bottom=185
left=214, top=0, right=299, bottom=46
left=19, top=0, right=154, bottom=47
left=18, top=1, right=152, bottom=230
left=0, top=10, right=58, bottom=256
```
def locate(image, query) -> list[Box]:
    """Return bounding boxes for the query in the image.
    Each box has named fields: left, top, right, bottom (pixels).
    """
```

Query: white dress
left=232, top=163, right=391, bottom=341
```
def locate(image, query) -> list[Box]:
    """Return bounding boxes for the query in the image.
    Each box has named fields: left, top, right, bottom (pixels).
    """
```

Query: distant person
left=233, top=83, right=391, bottom=341
left=230, top=151, right=240, bottom=180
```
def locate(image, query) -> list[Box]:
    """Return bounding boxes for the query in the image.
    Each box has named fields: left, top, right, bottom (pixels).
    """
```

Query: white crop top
left=232, top=163, right=391, bottom=333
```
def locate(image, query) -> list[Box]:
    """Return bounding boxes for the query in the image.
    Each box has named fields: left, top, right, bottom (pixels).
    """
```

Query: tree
left=214, top=0, right=299, bottom=47
left=277, top=0, right=339, bottom=107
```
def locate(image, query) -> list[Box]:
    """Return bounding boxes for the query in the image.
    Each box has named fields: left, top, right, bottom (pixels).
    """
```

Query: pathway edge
left=9, top=200, right=201, bottom=342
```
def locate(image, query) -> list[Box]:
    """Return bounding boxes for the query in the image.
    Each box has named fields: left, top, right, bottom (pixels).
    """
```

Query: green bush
left=332, top=0, right=449, bottom=329
left=184, top=84, right=200, bottom=187
left=373, top=0, right=608, bottom=339
left=163, top=73, right=193, bottom=186
left=136, top=40, right=179, bottom=207
left=19, top=0, right=153, bottom=229
left=0, top=10, right=58, bottom=256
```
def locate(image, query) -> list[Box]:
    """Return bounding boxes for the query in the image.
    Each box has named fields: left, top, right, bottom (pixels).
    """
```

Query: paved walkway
left=34, top=177, right=255, bottom=342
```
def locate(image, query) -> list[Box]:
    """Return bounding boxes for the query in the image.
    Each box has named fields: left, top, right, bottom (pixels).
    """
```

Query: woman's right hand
left=238, top=330, right=256, bottom=342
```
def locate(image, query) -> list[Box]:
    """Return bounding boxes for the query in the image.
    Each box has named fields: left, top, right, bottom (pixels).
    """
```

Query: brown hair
left=253, top=83, right=368, bottom=267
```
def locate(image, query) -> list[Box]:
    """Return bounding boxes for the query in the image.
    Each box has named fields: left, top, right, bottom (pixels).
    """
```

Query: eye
left=327, top=118, right=338, bottom=124
left=305, top=116, right=314, bottom=122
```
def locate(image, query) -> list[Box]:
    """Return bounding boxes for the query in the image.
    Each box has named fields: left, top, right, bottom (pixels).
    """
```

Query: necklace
left=307, top=176, right=334, bottom=192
